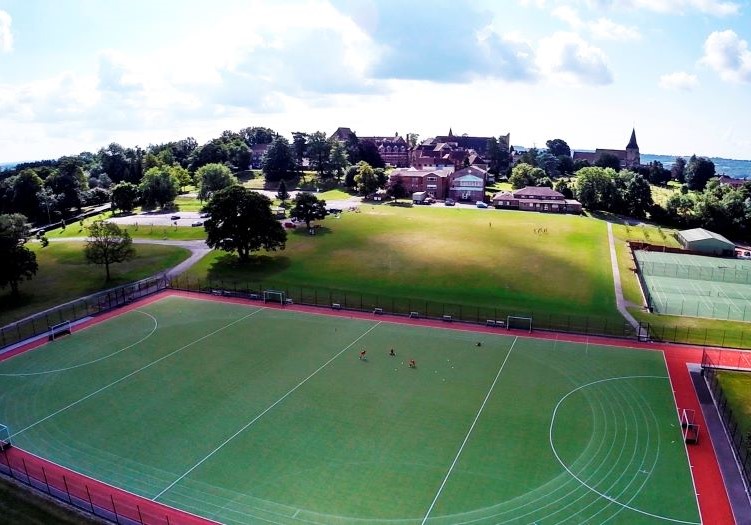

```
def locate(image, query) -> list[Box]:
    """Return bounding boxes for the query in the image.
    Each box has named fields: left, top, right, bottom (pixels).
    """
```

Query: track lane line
left=153, top=320, right=383, bottom=501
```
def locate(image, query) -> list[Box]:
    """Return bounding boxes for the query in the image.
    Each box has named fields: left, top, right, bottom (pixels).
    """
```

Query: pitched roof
left=595, top=148, right=627, bottom=160
left=626, top=128, right=639, bottom=150
left=513, top=186, right=564, bottom=198
left=679, top=228, right=734, bottom=246
left=453, top=166, right=488, bottom=178
left=329, top=127, right=355, bottom=141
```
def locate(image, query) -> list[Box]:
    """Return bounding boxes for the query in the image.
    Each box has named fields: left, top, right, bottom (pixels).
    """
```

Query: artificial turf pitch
left=0, top=296, right=700, bottom=524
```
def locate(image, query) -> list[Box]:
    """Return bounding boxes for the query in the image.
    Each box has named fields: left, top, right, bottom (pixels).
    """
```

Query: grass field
left=185, top=204, right=620, bottom=323
left=0, top=295, right=700, bottom=524
left=44, top=213, right=207, bottom=241
left=716, top=370, right=751, bottom=441
left=0, top=243, right=190, bottom=327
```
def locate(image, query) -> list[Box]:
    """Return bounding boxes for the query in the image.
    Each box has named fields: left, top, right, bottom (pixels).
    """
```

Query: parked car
left=191, top=221, right=203, bottom=227
left=476, top=201, right=488, bottom=208
left=424, top=197, right=435, bottom=205
left=739, top=250, right=751, bottom=259
left=444, top=198, right=456, bottom=206
left=284, top=221, right=296, bottom=228
left=199, top=212, right=210, bottom=218
left=327, top=208, right=343, bottom=215
left=170, top=215, right=180, bottom=220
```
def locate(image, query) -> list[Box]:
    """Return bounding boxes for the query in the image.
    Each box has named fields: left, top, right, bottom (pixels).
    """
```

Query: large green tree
left=685, top=155, right=716, bottom=191
left=623, top=173, right=653, bottom=218
left=12, top=170, right=43, bottom=219
left=354, top=161, right=379, bottom=195
left=306, top=132, right=332, bottom=179
left=290, top=192, right=327, bottom=229
left=84, top=220, right=136, bottom=281
left=329, top=139, right=349, bottom=183
left=545, top=139, right=571, bottom=158
left=203, top=187, right=287, bottom=262
left=574, top=166, right=618, bottom=210
left=262, top=137, right=296, bottom=182
left=139, top=167, right=179, bottom=209
left=595, top=153, right=622, bottom=171
left=509, top=163, right=545, bottom=189
left=196, top=163, right=237, bottom=201
left=110, top=182, right=139, bottom=213
left=0, top=214, right=38, bottom=296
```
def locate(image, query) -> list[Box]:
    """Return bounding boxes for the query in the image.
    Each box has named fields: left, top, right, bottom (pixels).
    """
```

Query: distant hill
left=640, top=154, right=750, bottom=180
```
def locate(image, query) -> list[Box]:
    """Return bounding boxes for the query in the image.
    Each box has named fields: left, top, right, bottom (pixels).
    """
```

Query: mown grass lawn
left=0, top=242, right=190, bottom=326
left=185, top=205, right=620, bottom=321
left=716, top=370, right=751, bottom=439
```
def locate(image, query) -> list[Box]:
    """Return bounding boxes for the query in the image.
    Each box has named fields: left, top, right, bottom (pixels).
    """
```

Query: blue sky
left=0, top=0, right=750, bottom=161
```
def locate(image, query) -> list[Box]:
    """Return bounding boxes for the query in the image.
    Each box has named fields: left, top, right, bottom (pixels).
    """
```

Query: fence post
left=41, top=465, right=50, bottom=494
left=86, top=484, right=94, bottom=512
left=111, top=494, right=120, bottom=524
left=137, top=504, right=144, bottom=524
left=63, top=475, right=72, bottom=503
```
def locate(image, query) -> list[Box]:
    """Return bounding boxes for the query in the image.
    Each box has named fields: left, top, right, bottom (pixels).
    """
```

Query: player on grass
left=359, top=350, right=367, bottom=360
left=389, top=348, right=396, bottom=357
left=408, top=359, right=416, bottom=368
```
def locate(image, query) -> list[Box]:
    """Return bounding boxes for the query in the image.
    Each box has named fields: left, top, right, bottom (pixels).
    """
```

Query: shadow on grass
left=205, top=253, right=292, bottom=282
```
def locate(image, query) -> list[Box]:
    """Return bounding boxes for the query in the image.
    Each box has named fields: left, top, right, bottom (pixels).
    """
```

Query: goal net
left=506, top=316, right=533, bottom=333
left=679, top=408, right=699, bottom=445
left=263, top=290, right=287, bottom=305
left=49, top=320, right=72, bottom=341
left=0, top=423, right=10, bottom=450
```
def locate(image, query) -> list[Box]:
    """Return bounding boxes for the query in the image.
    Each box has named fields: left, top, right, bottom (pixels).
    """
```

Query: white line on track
left=420, top=336, right=518, bottom=525
left=549, top=375, right=700, bottom=524
left=10, top=308, right=265, bottom=439
left=152, top=320, right=383, bottom=502
left=0, top=311, right=158, bottom=377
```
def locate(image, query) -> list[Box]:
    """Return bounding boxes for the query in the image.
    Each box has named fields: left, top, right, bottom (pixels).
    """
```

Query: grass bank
left=0, top=242, right=190, bottom=326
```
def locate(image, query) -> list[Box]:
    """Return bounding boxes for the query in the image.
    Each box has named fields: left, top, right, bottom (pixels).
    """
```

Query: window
left=427, top=176, right=437, bottom=182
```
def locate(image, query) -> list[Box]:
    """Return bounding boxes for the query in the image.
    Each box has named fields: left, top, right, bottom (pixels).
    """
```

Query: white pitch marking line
left=420, top=336, right=518, bottom=525
left=10, top=308, right=265, bottom=439
left=153, top=320, right=383, bottom=501
left=0, top=311, right=158, bottom=377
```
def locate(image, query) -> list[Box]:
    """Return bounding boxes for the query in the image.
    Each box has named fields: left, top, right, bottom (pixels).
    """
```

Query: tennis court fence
left=701, top=350, right=751, bottom=491
left=0, top=275, right=168, bottom=351
left=0, top=446, right=214, bottom=525
left=639, top=260, right=751, bottom=286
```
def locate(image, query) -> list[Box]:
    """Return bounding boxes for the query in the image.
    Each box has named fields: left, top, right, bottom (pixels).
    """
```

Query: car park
left=170, top=215, right=180, bottom=220
left=191, top=221, right=203, bottom=227
left=476, top=201, right=488, bottom=208
left=444, top=198, right=455, bottom=206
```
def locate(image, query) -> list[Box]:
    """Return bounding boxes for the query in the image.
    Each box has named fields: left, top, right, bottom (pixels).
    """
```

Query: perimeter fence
left=168, top=276, right=751, bottom=350
left=0, top=447, right=214, bottom=525
left=0, top=275, right=168, bottom=351
left=701, top=349, right=751, bottom=491
left=167, top=275, right=639, bottom=339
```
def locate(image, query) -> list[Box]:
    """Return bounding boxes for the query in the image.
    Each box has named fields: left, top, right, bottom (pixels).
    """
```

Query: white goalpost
left=0, top=423, right=10, bottom=450
left=48, top=320, right=73, bottom=341
left=506, top=316, right=533, bottom=333
left=263, top=290, right=287, bottom=306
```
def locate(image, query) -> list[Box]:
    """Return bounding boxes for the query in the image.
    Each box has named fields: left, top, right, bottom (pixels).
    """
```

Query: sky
left=0, top=0, right=750, bottom=162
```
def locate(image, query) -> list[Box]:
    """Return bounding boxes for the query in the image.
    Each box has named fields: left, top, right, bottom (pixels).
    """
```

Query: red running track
left=0, top=290, right=740, bottom=524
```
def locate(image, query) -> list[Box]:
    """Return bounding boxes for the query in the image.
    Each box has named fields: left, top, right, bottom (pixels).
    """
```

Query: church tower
left=625, top=128, right=640, bottom=168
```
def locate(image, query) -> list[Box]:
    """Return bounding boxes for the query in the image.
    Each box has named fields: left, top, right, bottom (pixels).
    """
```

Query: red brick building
left=492, top=186, right=582, bottom=214
left=388, top=168, right=454, bottom=199
left=448, top=166, right=488, bottom=202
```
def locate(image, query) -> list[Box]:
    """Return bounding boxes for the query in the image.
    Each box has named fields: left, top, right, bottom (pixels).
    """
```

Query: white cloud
left=536, top=32, right=613, bottom=85
left=701, top=30, right=751, bottom=83
left=0, top=10, right=12, bottom=53
left=627, top=0, right=740, bottom=15
left=552, top=6, right=583, bottom=27
left=658, top=71, right=699, bottom=90
left=589, top=18, right=641, bottom=41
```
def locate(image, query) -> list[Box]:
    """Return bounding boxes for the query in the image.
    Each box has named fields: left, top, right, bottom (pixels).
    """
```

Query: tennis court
left=0, top=295, right=700, bottom=524
left=635, top=250, right=751, bottom=321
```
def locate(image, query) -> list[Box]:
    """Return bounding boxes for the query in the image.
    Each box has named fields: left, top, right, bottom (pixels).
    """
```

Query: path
left=46, top=238, right=209, bottom=279
left=607, top=222, right=640, bottom=332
